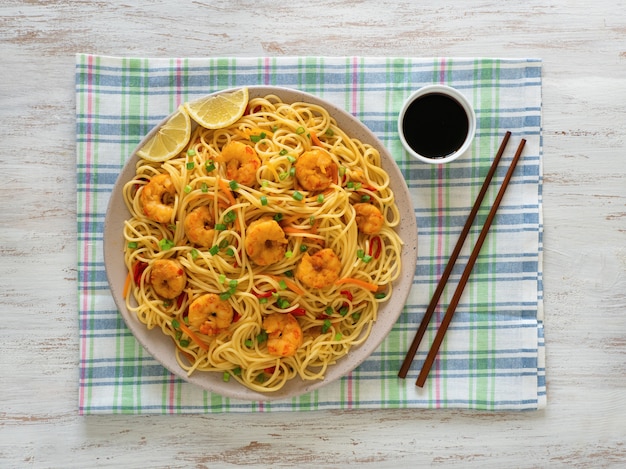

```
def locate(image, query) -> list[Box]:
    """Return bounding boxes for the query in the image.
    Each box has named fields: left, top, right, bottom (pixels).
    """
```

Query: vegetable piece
left=291, top=307, right=307, bottom=317
left=334, top=277, right=379, bottom=292
left=217, top=178, right=236, bottom=206
left=310, top=131, right=323, bottom=147
left=260, top=195, right=268, bottom=206
left=178, top=322, right=210, bottom=351
left=122, top=272, right=132, bottom=298
left=292, top=191, right=304, bottom=201
left=369, top=235, right=382, bottom=259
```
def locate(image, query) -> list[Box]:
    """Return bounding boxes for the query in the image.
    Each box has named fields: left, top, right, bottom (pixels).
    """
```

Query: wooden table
left=2, top=1, right=625, bottom=467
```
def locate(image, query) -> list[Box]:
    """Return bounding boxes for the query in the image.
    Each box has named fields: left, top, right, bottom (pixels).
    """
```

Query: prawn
left=244, top=217, right=288, bottom=266
left=295, top=248, right=341, bottom=289
left=354, top=203, right=384, bottom=235
left=184, top=205, right=215, bottom=247
left=262, top=313, right=303, bottom=357
left=294, top=149, right=337, bottom=192
left=218, top=140, right=261, bottom=187
left=141, top=173, right=176, bottom=223
left=188, top=293, right=234, bottom=336
left=150, top=258, right=187, bottom=299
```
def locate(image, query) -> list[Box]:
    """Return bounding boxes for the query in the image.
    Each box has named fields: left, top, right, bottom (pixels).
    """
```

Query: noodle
left=122, top=93, right=403, bottom=392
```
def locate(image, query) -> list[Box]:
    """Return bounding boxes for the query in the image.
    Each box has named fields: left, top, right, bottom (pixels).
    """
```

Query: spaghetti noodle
left=122, top=92, right=403, bottom=392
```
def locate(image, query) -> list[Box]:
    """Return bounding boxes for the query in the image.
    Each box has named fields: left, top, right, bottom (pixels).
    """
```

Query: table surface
left=1, top=1, right=625, bottom=467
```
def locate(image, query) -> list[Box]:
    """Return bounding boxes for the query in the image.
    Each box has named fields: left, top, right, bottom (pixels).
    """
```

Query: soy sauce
left=402, top=93, right=469, bottom=158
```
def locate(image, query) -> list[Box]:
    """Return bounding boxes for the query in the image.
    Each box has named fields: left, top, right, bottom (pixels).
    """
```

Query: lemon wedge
left=184, top=87, right=249, bottom=130
left=136, top=105, right=191, bottom=162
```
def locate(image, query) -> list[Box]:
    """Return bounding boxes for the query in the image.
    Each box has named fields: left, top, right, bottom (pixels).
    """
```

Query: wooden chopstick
left=398, top=131, right=512, bottom=379
left=415, top=137, right=526, bottom=387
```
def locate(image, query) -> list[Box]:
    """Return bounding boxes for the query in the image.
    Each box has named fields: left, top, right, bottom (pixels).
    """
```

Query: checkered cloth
left=76, top=54, right=545, bottom=413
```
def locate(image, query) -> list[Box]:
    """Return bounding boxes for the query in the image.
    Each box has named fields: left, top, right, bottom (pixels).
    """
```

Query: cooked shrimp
left=244, top=217, right=288, bottom=266
left=218, top=140, right=261, bottom=187
left=150, top=259, right=187, bottom=299
left=295, top=248, right=341, bottom=289
left=188, top=293, right=234, bottom=336
left=354, top=203, right=384, bottom=235
left=262, top=313, right=303, bottom=357
left=294, top=149, right=337, bottom=192
left=184, top=205, right=215, bottom=247
left=141, top=173, right=176, bottom=223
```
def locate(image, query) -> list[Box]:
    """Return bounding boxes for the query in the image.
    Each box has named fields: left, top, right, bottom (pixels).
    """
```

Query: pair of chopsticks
left=398, top=131, right=526, bottom=387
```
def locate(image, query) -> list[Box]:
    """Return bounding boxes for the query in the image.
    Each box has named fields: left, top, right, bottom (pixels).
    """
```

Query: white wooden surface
left=1, top=0, right=625, bottom=467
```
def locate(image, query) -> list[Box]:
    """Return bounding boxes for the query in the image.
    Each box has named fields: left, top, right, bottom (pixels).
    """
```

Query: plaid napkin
left=76, top=54, right=545, bottom=413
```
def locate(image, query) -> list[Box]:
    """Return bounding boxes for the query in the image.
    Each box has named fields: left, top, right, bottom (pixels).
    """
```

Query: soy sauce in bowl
left=398, top=85, right=476, bottom=164
left=402, top=93, right=469, bottom=158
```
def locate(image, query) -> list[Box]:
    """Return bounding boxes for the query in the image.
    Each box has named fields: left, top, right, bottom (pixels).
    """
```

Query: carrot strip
left=335, top=277, right=379, bottom=292
left=217, top=178, right=237, bottom=206
left=310, top=131, right=323, bottom=147
left=283, top=226, right=318, bottom=235
left=122, top=272, right=132, bottom=298
left=178, top=322, right=210, bottom=351
left=269, top=275, right=305, bottom=296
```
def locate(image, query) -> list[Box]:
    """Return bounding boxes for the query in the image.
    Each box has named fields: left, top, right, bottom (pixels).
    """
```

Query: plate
left=104, top=86, right=418, bottom=401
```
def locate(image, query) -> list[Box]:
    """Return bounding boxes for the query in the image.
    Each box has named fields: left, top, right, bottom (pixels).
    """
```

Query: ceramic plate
left=104, top=86, right=418, bottom=401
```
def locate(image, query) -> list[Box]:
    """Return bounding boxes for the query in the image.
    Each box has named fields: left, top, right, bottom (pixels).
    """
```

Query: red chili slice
left=291, top=307, right=307, bottom=317
left=340, top=290, right=353, bottom=302
left=133, top=261, right=148, bottom=285
left=369, top=235, right=382, bottom=259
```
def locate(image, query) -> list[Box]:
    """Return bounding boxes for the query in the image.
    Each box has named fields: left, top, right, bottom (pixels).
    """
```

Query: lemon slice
left=184, top=87, right=249, bottom=130
left=136, top=105, right=191, bottom=162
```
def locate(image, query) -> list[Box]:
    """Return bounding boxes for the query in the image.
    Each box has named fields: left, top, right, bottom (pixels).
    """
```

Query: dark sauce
left=402, top=93, right=469, bottom=158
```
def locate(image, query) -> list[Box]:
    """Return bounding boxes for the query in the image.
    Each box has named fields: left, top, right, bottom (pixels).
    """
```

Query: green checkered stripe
left=76, top=55, right=544, bottom=413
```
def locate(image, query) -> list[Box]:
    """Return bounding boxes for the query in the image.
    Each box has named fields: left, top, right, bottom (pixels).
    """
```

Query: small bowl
left=398, top=84, right=476, bottom=164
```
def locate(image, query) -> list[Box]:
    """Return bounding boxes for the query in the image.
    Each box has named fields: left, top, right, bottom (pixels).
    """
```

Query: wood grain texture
left=1, top=0, right=625, bottom=467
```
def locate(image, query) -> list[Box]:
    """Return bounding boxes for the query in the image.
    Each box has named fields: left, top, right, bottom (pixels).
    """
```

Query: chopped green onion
left=352, top=312, right=361, bottom=321
left=279, top=280, right=288, bottom=290
left=325, top=128, right=334, bottom=137
left=223, top=210, right=237, bottom=223
left=158, top=238, right=175, bottom=251
left=179, top=339, right=190, bottom=347
left=219, top=291, right=232, bottom=301
left=175, top=330, right=182, bottom=340
left=226, top=247, right=235, bottom=256
left=292, top=191, right=304, bottom=201
left=215, top=223, right=227, bottom=231
left=127, top=241, right=138, bottom=249
left=218, top=274, right=226, bottom=284
left=184, top=184, right=192, bottom=193
left=209, top=245, right=219, bottom=256
left=259, top=297, right=268, bottom=304
left=309, top=216, right=315, bottom=225
left=223, top=371, right=230, bottom=382
left=201, top=182, right=209, bottom=193
left=244, top=339, right=253, bottom=348
left=229, top=180, right=239, bottom=190
left=274, top=213, right=283, bottom=222
left=186, top=162, right=195, bottom=170
left=205, top=162, right=216, bottom=172
left=339, top=306, right=349, bottom=316
left=219, top=239, right=229, bottom=249
left=233, top=366, right=242, bottom=376
left=374, top=292, right=387, bottom=300
left=260, top=195, right=268, bottom=206
left=256, top=330, right=268, bottom=344
left=250, top=132, right=266, bottom=143
left=361, top=254, right=373, bottom=264
left=300, top=244, right=308, bottom=252
left=191, top=248, right=199, bottom=260
left=276, top=297, right=290, bottom=309
left=229, top=279, right=238, bottom=289
left=289, top=167, right=296, bottom=176
left=256, top=374, right=267, bottom=383
left=296, top=126, right=305, bottom=135
left=284, top=250, right=293, bottom=258
left=346, top=181, right=354, bottom=189
left=339, top=166, right=346, bottom=177
left=317, top=194, right=324, bottom=204
left=322, top=319, right=332, bottom=334
left=284, top=270, right=294, bottom=278
left=325, top=306, right=334, bottom=316
left=287, top=155, right=296, bottom=163
left=357, top=249, right=365, bottom=259
left=354, top=182, right=362, bottom=190
left=261, top=180, right=269, bottom=188
left=278, top=171, right=288, bottom=180
left=171, top=319, right=180, bottom=329
left=279, top=149, right=288, bottom=156
left=361, top=194, right=371, bottom=202
left=334, top=333, right=342, bottom=341
left=187, top=149, right=196, bottom=157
